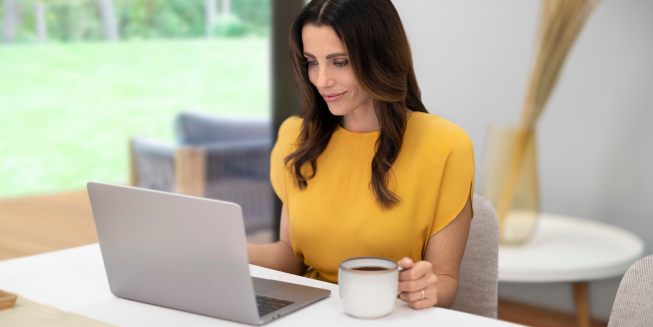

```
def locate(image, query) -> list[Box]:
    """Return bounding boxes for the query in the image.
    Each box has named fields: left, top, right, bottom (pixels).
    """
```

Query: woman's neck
left=341, top=99, right=380, bottom=133
left=340, top=100, right=413, bottom=133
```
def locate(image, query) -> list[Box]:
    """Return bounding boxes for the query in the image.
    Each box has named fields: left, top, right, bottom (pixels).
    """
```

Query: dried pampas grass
left=496, top=0, right=602, bottom=224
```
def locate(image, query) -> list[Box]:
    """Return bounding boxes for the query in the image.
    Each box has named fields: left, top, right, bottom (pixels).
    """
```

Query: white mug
left=338, top=257, right=399, bottom=318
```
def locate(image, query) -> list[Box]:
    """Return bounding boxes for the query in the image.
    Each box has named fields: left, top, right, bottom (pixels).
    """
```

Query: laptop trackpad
left=253, top=277, right=286, bottom=295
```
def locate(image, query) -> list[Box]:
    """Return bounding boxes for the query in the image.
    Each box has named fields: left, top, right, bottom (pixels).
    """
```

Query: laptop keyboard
left=256, top=295, right=294, bottom=317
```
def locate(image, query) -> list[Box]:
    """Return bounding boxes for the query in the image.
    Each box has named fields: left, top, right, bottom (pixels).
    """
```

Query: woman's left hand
left=397, top=257, right=438, bottom=309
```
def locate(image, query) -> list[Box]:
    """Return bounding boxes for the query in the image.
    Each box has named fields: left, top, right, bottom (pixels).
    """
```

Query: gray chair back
left=175, top=111, right=271, bottom=145
left=450, top=194, right=499, bottom=318
left=607, top=255, right=653, bottom=327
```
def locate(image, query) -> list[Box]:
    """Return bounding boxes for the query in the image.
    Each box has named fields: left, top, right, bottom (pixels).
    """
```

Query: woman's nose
left=315, top=66, right=335, bottom=89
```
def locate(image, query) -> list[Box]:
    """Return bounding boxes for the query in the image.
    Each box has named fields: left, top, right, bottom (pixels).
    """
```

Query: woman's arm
left=398, top=194, right=473, bottom=309
left=247, top=205, right=308, bottom=275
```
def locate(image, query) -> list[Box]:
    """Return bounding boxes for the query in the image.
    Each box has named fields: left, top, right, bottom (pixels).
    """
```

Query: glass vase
left=481, top=125, right=540, bottom=245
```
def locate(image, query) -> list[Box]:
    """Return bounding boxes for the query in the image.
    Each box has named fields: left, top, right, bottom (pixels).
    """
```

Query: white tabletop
left=0, top=244, right=522, bottom=327
left=498, top=214, right=644, bottom=283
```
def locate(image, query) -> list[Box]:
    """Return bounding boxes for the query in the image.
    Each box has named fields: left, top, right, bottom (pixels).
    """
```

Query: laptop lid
left=87, top=182, right=261, bottom=325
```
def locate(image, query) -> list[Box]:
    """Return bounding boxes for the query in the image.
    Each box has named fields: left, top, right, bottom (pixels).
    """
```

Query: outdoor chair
left=607, top=254, right=653, bottom=327
left=450, top=194, right=499, bottom=319
left=130, top=112, right=274, bottom=234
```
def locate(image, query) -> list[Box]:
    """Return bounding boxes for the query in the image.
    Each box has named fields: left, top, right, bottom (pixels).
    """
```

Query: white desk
left=498, top=214, right=644, bottom=327
left=0, top=244, right=522, bottom=327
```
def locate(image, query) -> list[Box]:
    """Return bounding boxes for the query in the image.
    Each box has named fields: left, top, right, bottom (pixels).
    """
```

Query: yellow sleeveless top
left=270, top=112, right=475, bottom=284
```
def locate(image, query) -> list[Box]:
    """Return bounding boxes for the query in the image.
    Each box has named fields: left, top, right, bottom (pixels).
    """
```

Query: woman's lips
left=322, top=92, right=347, bottom=102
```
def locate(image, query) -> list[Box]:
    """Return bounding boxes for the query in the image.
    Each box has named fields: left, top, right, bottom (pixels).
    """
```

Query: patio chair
left=130, top=112, right=274, bottom=234
left=450, top=194, right=499, bottom=318
left=607, top=254, right=653, bottom=327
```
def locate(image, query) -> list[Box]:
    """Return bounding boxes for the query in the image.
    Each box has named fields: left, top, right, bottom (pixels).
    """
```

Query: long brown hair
left=286, top=0, right=428, bottom=210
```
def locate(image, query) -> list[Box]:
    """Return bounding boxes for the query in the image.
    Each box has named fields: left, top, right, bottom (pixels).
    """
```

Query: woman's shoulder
left=277, top=116, right=303, bottom=143
left=407, top=111, right=472, bottom=149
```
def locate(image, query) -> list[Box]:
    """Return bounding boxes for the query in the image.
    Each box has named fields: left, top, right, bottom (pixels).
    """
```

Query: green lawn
left=0, top=38, right=269, bottom=198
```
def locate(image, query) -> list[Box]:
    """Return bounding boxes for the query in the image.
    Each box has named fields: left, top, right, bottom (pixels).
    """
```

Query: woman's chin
left=326, top=105, right=350, bottom=117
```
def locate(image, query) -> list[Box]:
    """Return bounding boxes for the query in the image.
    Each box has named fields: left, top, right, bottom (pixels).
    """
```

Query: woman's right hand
left=247, top=205, right=307, bottom=275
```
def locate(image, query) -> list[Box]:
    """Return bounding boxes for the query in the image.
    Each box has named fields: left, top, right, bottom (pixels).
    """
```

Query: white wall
left=393, top=0, right=653, bottom=321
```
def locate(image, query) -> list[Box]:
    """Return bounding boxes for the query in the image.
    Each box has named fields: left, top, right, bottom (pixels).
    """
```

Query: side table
left=498, top=214, right=644, bottom=327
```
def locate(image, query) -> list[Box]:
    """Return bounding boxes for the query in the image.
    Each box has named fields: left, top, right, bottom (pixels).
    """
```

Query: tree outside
left=1, top=0, right=270, bottom=42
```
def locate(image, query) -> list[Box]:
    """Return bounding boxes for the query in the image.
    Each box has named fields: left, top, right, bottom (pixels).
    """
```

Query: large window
left=0, top=0, right=271, bottom=197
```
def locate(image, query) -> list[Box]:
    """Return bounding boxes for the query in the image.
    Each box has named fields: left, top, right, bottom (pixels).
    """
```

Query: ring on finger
left=420, top=289, right=425, bottom=300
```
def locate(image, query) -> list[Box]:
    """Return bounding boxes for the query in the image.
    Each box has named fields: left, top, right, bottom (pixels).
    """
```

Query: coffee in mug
left=338, top=257, right=398, bottom=318
left=351, top=266, right=388, bottom=271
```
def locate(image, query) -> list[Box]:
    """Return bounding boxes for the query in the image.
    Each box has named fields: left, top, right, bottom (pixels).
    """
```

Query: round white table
left=498, top=213, right=644, bottom=327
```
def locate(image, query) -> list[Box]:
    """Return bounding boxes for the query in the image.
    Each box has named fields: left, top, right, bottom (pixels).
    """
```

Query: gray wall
left=392, top=0, right=653, bottom=321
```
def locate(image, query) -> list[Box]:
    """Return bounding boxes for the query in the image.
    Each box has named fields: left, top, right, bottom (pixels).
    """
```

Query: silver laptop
left=87, top=181, right=330, bottom=325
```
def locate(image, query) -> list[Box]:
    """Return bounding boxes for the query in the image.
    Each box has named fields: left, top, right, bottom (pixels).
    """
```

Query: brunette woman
left=248, top=0, right=474, bottom=309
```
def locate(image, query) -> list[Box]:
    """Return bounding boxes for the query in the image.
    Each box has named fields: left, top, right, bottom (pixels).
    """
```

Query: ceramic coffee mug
left=338, top=257, right=399, bottom=318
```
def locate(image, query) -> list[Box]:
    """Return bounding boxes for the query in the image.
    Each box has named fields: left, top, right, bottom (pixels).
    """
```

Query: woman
left=248, top=0, right=474, bottom=310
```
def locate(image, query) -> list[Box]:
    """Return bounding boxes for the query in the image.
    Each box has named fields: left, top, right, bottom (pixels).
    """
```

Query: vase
left=481, top=125, right=540, bottom=245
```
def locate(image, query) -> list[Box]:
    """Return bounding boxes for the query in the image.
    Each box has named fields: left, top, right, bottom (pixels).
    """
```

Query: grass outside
left=0, top=38, right=270, bottom=198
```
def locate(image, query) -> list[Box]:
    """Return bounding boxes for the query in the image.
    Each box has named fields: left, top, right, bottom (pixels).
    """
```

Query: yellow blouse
left=270, top=112, right=475, bottom=283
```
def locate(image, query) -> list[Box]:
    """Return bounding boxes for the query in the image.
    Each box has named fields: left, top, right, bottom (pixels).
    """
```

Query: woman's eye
left=307, top=61, right=318, bottom=67
left=334, top=60, right=348, bottom=67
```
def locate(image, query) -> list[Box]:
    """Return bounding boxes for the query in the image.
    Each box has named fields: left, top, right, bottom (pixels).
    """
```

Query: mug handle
left=397, top=265, right=405, bottom=296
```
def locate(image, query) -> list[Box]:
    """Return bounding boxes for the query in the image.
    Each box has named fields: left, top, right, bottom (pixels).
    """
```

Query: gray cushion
left=450, top=194, right=499, bottom=318
left=608, top=255, right=653, bottom=327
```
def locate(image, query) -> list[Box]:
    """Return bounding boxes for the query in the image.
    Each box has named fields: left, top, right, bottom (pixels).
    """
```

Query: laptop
left=87, top=181, right=331, bottom=325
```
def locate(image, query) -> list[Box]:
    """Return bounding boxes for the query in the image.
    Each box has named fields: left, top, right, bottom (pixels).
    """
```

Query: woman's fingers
left=398, top=257, right=413, bottom=270
left=398, top=274, right=429, bottom=292
left=407, top=297, right=438, bottom=310
left=399, top=285, right=438, bottom=309
left=399, top=288, right=427, bottom=302
left=397, top=260, right=439, bottom=310
left=398, top=270, right=437, bottom=292
left=399, top=260, right=433, bottom=281
left=399, top=260, right=432, bottom=281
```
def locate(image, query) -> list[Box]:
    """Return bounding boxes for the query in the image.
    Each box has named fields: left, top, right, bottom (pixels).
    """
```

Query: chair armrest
left=132, top=137, right=176, bottom=156
left=130, top=137, right=176, bottom=192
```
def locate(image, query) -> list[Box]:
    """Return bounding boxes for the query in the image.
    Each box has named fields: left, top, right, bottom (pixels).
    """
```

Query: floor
left=0, top=190, right=608, bottom=327
left=0, top=191, right=99, bottom=260
left=498, top=300, right=607, bottom=327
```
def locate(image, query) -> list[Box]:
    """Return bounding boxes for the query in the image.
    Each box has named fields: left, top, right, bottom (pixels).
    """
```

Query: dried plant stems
left=496, top=0, right=601, bottom=225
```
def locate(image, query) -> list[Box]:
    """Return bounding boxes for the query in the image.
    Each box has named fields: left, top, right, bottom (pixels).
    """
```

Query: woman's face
left=302, top=24, right=373, bottom=117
